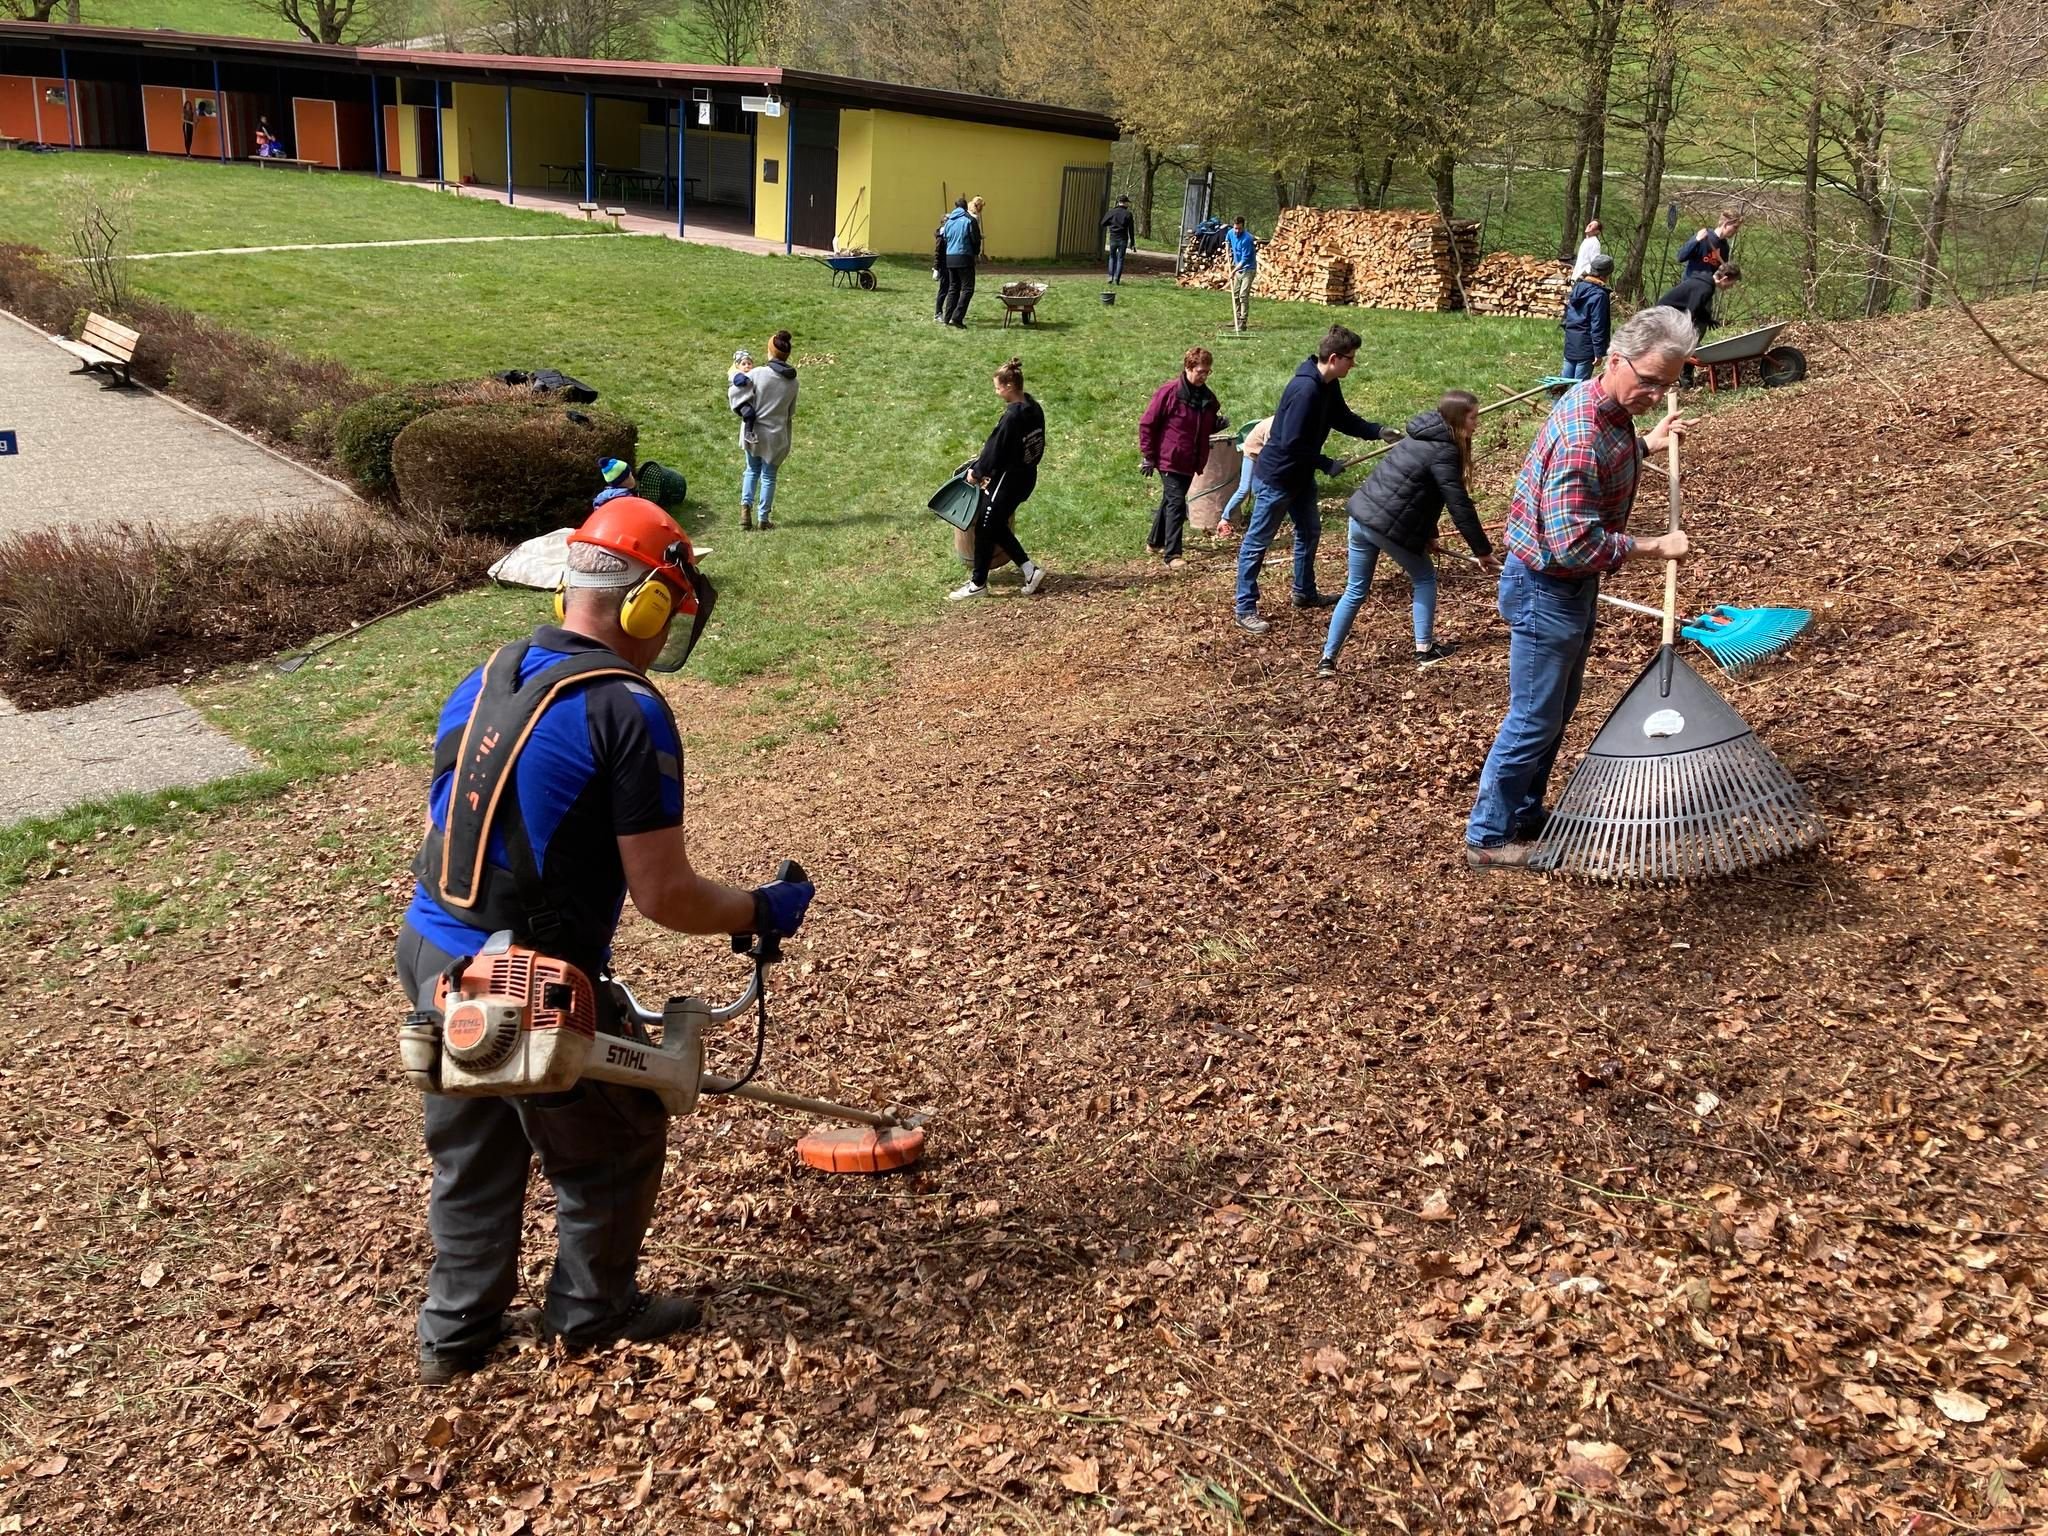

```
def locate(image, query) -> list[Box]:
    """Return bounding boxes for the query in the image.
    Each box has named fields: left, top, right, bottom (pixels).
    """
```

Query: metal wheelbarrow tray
left=1691, top=322, right=1806, bottom=392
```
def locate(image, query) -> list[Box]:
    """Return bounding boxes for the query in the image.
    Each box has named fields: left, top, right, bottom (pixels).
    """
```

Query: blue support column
left=434, top=80, right=445, bottom=188
left=782, top=107, right=794, bottom=254
left=371, top=74, right=382, bottom=177
left=58, top=48, right=76, bottom=148
left=677, top=102, right=688, bottom=237
left=212, top=60, right=226, bottom=162
left=583, top=92, right=594, bottom=204
left=504, top=85, right=513, bottom=204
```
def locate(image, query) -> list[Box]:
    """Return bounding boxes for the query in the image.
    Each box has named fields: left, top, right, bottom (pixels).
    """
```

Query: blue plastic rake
left=1679, top=604, right=1815, bottom=675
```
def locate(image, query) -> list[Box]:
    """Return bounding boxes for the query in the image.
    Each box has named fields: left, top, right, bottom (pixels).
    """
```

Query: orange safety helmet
left=566, top=496, right=698, bottom=613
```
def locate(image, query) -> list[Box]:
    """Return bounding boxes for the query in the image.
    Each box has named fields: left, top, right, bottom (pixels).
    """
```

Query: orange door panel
left=0, top=77, right=35, bottom=143
left=293, top=97, right=339, bottom=166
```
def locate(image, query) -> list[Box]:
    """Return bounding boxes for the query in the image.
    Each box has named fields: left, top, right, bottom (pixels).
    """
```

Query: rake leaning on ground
left=1529, top=393, right=1827, bottom=883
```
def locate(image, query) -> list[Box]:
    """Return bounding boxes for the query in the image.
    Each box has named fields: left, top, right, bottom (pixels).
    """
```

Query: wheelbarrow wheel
left=1760, top=345, right=1807, bottom=388
left=858, top=269, right=877, bottom=291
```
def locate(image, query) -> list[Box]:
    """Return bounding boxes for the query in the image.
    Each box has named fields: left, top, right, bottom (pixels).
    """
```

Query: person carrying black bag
left=948, top=357, right=1047, bottom=600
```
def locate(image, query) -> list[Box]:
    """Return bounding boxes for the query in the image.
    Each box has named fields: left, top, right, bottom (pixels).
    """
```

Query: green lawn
left=0, top=152, right=598, bottom=254
left=81, top=0, right=301, bottom=39
left=0, top=150, right=1557, bottom=875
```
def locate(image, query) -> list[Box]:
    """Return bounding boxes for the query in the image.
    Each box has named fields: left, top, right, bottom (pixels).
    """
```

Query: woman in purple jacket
left=1137, top=346, right=1224, bottom=567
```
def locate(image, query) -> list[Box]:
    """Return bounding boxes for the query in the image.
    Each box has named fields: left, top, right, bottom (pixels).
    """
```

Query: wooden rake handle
left=1661, top=387, right=1682, bottom=651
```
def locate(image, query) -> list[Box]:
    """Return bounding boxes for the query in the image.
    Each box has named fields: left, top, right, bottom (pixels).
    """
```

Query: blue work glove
left=752, top=876, right=815, bottom=939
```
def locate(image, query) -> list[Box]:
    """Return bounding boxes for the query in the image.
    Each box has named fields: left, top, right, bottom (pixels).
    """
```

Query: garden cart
left=812, top=252, right=880, bottom=291
left=1690, top=322, right=1807, bottom=393
left=999, top=281, right=1048, bottom=327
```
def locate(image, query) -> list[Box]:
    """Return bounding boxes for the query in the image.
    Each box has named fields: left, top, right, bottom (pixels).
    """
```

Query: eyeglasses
left=1616, top=354, right=1681, bottom=392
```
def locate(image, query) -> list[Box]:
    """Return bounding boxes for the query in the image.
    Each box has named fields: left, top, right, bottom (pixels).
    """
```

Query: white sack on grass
left=489, top=527, right=573, bottom=590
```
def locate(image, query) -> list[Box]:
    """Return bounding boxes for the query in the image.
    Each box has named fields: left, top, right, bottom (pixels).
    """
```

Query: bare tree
left=1615, top=0, right=1686, bottom=301
left=475, top=0, right=661, bottom=58
left=693, top=0, right=763, bottom=65
left=247, top=0, right=363, bottom=45
left=1, top=0, right=63, bottom=19
left=62, top=174, right=143, bottom=314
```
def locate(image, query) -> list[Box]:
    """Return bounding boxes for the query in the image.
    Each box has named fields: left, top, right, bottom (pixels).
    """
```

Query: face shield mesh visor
left=649, top=565, right=716, bottom=673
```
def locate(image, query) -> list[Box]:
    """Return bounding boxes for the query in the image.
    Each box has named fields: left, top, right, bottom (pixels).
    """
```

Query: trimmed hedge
left=392, top=403, right=636, bottom=537
left=0, top=242, right=374, bottom=470
left=334, top=378, right=525, bottom=498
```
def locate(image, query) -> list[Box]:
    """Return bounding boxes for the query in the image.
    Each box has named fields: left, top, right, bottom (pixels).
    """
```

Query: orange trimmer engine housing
left=429, top=937, right=601, bottom=1097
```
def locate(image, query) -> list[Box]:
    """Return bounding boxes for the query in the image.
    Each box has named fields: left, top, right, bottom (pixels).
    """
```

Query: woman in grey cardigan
left=740, top=329, right=799, bottom=531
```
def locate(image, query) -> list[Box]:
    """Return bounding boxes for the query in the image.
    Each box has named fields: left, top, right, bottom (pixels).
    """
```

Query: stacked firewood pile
left=1464, top=251, right=1575, bottom=317
left=1247, top=208, right=1482, bottom=311
left=1177, top=237, right=1232, bottom=291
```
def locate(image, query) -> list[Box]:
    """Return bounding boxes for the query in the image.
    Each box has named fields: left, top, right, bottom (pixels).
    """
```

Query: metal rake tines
left=1533, top=737, right=1826, bottom=882
left=1679, top=606, right=1815, bottom=677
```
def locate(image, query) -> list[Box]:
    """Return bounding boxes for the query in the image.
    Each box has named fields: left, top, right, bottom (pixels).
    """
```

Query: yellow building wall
left=753, top=106, right=791, bottom=245
left=450, top=85, right=648, bottom=190
left=395, top=104, right=419, bottom=179
left=836, top=109, right=875, bottom=251
left=866, top=110, right=1111, bottom=259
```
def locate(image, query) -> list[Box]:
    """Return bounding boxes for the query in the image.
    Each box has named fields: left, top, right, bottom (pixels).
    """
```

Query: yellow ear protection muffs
left=553, top=565, right=675, bottom=638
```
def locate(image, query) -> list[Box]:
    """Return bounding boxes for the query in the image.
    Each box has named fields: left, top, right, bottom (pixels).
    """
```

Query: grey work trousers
left=396, top=926, right=669, bottom=1355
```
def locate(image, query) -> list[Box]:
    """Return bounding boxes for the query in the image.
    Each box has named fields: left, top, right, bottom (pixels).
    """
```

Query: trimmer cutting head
left=796, top=1125, right=928, bottom=1174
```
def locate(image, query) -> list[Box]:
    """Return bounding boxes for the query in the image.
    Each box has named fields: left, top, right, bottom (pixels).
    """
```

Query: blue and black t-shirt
left=402, top=626, right=683, bottom=967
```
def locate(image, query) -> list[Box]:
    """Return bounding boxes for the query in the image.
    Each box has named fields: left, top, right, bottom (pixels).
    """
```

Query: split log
left=1464, top=252, right=1574, bottom=317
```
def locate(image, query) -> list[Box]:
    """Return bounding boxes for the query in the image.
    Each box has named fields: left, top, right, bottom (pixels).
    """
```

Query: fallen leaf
left=1562, top=1439, right=1629, bottom=1494
left=139, top=1262, right=165, bottom=1290
left=422, top=1414, right=454, bottom=1449
left=1418, top=1190, right=1455, bottom=1222
left=29, top=1454, right=67, bottom=1478
left=1058, top=1456, right=1100, bottom=1495
left=1932, top=1388, right=1990, bottom=1424
left=622, top=1458, right=655, bottom=1510
left=1842, top=1382, right=1897, bottom=1419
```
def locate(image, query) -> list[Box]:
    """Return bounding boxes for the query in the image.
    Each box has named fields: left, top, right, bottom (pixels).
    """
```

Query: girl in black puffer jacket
left=1318, top=391, right=1500, bottom=676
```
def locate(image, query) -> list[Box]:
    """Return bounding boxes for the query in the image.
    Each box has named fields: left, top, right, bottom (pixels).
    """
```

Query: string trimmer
left=1531, top=396, right=1826, bottom=882
left=398, top=861, right=927, bottom=1173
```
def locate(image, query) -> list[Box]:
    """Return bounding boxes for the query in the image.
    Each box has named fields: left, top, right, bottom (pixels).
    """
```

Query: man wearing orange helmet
left=395, top=496, right=814, bottom=1385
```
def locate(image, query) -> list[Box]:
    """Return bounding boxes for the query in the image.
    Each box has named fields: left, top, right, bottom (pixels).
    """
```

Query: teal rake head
left=1680, top=605, right=1814, bottom=676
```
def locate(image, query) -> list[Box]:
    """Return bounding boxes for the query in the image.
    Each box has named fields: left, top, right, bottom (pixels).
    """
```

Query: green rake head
left=1680, top=605, right=1814, bottom=676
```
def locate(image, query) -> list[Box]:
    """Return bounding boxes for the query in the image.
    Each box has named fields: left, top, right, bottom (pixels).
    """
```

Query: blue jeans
left=1322, top=523, right=1437, bottom=660
left=1465, top=559, right=1601, bottom=847
left=1235, top=479, right=1321, bottom=615
left=741, top=453, right=780, bottom=514
left=1107, top=243, right=1127, bottom=283
left=1559, top=357, right=1592, bottom=381
left=1220, top=454, right=1256, bottom=524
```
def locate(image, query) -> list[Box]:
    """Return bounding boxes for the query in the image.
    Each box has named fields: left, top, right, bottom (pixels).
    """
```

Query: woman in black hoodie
left=949, top=357, right=1047, bottom=601
left=1318, top=390, right=1499, bottom=677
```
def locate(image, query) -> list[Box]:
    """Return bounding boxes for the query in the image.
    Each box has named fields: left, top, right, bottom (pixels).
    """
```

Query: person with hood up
left=1318, top=390, right=1499, bottom=677
left=1233, top=324, right=1397, bottom=633
left=940, top=196, right=984, bottom=328
left=1560, top=254, right=1613, bottom=380
left=1137, top=345, right=1224, bottom=568
left=739, top=332, right=798, bottom=531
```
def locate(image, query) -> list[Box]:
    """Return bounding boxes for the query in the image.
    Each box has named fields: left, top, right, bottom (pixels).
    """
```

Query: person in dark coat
left=1102, top=193, right=1136, bottom=285
left=1656, top=264, right=1740, bottom=383
left=1137, top=345, right=1224, bottom=567
left=934, top=196, right=964, bottom=322
left=949, top=357, right=1047, bottom=600
left=1319, top=391, right=1500, bottom=676
left=1233, top=324, right=1396, bottom=632
left=1560, top=254, right=1614, bottom=380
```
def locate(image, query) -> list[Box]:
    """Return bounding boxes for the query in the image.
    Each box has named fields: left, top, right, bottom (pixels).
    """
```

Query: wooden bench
left=604, top=205, right=626, bottom=226
left=249, top=155, right=320, bottom=171
left=577, top=201, right=600, bottom=218
left=51, top=311, right=140, bottom=389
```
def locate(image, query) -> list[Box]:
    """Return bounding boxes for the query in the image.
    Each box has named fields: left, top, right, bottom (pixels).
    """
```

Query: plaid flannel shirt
left=1503, top=377, right=1644, bottom=577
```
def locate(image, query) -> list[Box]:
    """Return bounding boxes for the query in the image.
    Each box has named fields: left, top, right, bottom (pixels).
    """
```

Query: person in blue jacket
left=1559, top=254, right=1613, bottom=380
left=940, top=196, right=984, bottom=328
left=1233, top=325, right=1396, bottom=633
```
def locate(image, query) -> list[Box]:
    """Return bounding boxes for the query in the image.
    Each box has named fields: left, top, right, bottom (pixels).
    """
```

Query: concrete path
left=0, top=310, right=344, bottom=538
left=0, top=686, right=259, bottom=827
left=0, top=310, right=348, bottom=824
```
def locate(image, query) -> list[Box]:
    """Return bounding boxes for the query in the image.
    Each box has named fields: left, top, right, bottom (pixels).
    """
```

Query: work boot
left=417, top=1344, right=491, bottom=1386
left=1234, top=612, right=1270, bottom=634
left=740, top=506, right=754, bottom=532
left=1291, top=592, right=1338, bottom=610
left=1464, top=842, right=1536, bottom=873
left=561, top=1292, right=704, bottom=1353
left=757, top=513, right=776, bottom=531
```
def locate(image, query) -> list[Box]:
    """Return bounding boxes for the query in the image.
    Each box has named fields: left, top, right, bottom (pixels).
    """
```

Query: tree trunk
left=1801, top=25, right=1825, bottom=307
left=1299, top=162, right=1318, bottom=209
left=1561, top=138, right=1587, bottom=260
left=1559, top=0, right=1624, bottom=257
left=1618, top=0, right=1679, bottom=303
left=1271, top=170, right=1290, bottom=215
left=1375, top=154, right=1395, bottom=208
left=1429, top=150, right=1455, bottom=221
left=1914, top=88, right=1973, bottom=309
left=1139, top=148, right=1162, bottom=240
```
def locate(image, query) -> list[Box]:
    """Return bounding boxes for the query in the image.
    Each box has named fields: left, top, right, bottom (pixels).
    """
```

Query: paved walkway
left=0, top=688, right=259, bottom=826
left=126, top=231, right=642, bottom=261
left=0, top=310, right=341, bottom=824
left=0, top=310, right=344, bottom=538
